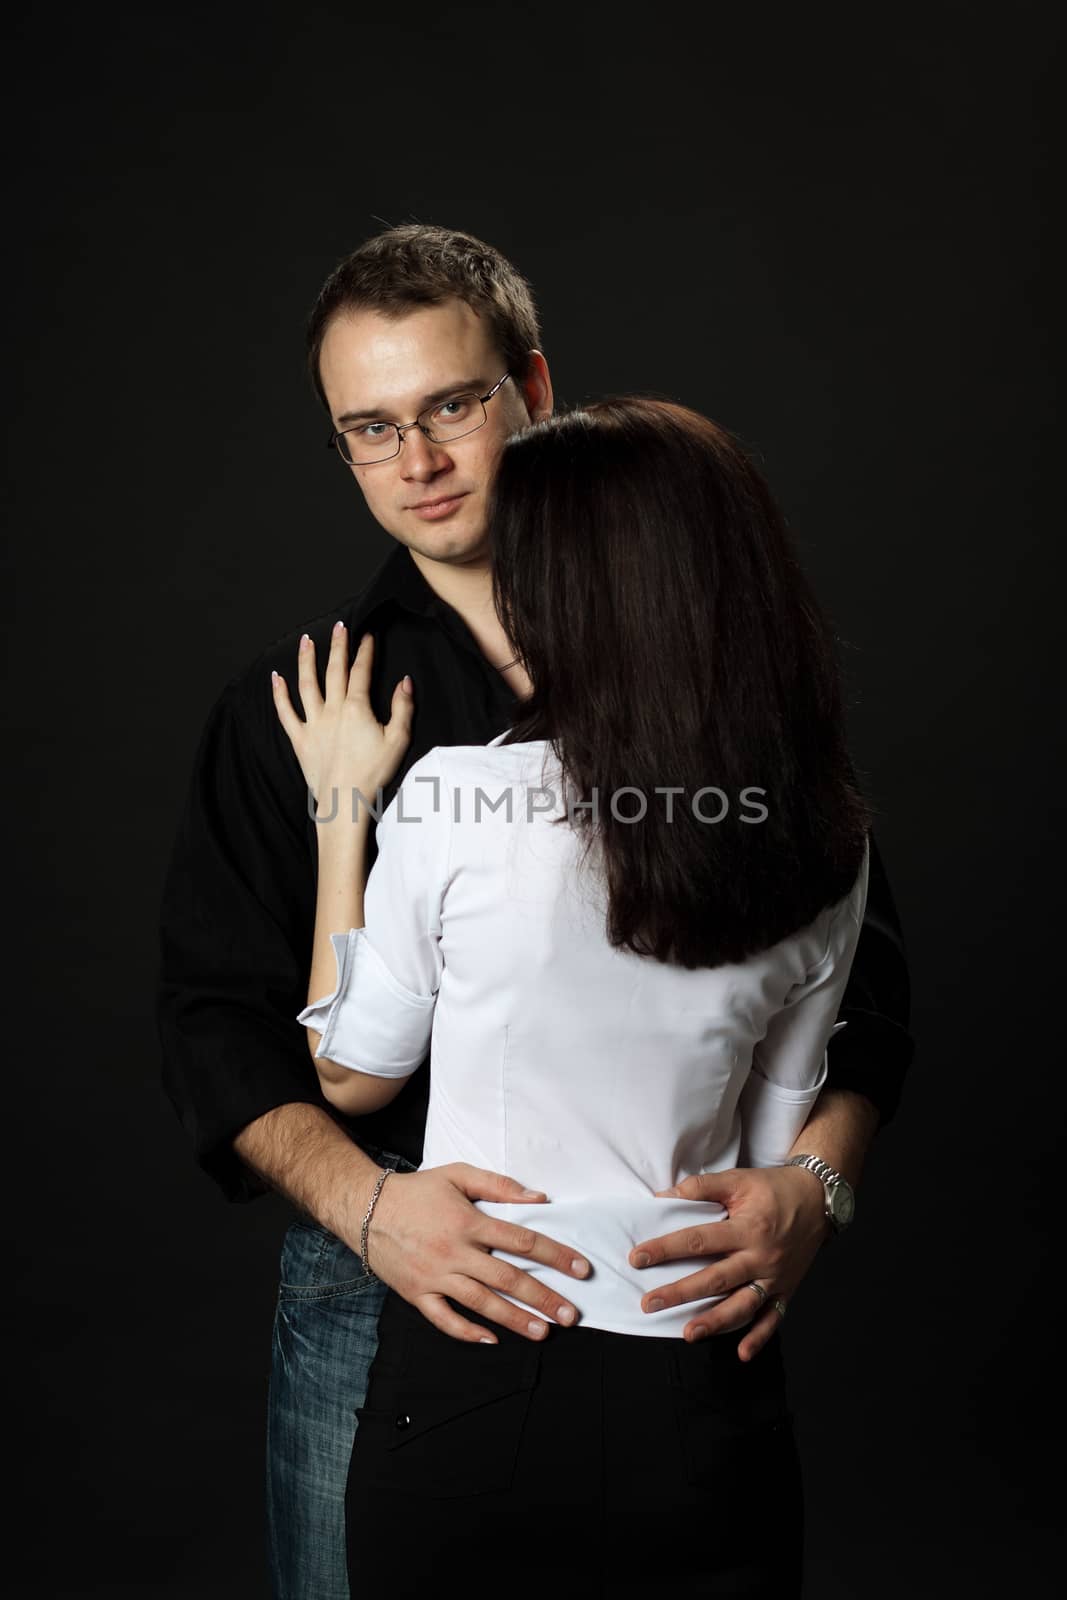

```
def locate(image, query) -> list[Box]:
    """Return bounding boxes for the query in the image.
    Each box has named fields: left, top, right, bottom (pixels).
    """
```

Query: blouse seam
left=439, top=747, right=456, bottom=891
left=502, top=1022, right=511, bottom=1175
left=432, top=748, right=456, bottom=965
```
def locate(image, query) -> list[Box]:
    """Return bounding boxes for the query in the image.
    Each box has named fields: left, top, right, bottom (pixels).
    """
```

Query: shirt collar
left=358, top=541, right=520, bottom=703
left=360, top=544, right=499, bottom=667
left=358, top=542, right=441, bottom=619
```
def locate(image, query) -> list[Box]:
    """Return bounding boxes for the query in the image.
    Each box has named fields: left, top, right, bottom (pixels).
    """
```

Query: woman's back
left=330, top=735, right=869, bottom=1335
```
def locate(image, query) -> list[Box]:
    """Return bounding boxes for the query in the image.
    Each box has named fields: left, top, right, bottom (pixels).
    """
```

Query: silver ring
left=773, top=1297, right=787, bottom=1319
left=744, top=1281, right=768, bottom=1308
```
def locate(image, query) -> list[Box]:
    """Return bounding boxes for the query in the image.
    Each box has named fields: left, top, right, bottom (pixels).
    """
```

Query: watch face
left=830, top=1184, right=855, bottom=1227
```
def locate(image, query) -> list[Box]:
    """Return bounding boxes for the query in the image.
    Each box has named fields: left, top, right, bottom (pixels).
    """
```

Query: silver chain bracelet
left=360, top=1167, right=393, bottom=1280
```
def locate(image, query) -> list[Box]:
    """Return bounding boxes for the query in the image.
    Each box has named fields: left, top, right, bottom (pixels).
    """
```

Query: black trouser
left=346, top=1288, right=804, bottom=1597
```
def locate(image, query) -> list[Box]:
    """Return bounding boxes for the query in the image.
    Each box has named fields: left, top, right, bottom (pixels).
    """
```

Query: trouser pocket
left=667, top=1331, right=796, bottom=1489
left=348, top=1293, right=540, bottom=1499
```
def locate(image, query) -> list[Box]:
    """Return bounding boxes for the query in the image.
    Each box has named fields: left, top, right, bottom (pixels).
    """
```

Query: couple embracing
left=158, top=223, right=912, bottom=1598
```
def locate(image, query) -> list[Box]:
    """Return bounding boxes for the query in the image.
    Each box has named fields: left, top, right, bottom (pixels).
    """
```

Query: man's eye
left=359, top=422, right=391, bottom=439
left=435, top=397, right=473, bottom=422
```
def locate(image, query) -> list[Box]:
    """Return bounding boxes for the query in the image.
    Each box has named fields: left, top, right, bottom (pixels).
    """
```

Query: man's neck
left=408, top=546, right=518, bottom=676
left=407, top=546, right=534, bottom=701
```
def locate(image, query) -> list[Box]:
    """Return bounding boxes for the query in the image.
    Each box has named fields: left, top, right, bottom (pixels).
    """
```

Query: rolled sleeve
left=296, top=746, right=451, bottom=1081
left=740, top=840, right=870, bottom=1168
left=297, top=929, right=437, bottom=1078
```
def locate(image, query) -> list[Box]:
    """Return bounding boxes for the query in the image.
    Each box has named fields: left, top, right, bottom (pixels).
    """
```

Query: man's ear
left=519, top=350, right=553, bottom=423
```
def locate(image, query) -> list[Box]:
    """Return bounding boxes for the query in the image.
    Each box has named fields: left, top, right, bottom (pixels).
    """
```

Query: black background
left=7, top=3, right=1061, bottom=1595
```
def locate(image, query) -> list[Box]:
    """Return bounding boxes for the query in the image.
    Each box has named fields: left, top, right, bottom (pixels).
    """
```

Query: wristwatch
left=785, top=1154, right=856, bottom=1236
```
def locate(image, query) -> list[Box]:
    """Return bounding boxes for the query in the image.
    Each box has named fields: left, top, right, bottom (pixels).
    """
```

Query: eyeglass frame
left=326, top=371, right=513, bottom=465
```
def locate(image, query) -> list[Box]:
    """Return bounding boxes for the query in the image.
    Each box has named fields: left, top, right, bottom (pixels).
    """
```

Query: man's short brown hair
left=306, top=224, right=542, bottom=412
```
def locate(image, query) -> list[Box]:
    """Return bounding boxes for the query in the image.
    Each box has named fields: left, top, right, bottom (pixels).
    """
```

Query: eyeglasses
left=328, top=371, right=513, bottom=465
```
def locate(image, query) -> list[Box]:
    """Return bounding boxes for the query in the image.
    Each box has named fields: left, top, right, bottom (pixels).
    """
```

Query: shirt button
left=395, top=1413, right=411, bottom=1430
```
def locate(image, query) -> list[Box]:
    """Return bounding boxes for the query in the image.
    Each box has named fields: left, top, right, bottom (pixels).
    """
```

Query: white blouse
left=297, top=735, right=869, bottom=1337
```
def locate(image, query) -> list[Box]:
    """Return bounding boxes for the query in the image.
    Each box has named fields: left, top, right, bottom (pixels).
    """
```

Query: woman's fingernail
left=270, top=671, right=279, bottom=685
left=479, top=1337, right=495, bottom=1345
left=333, top=620, right=345, bottom=634
left=300, top=634, right=310, bottom=649
left=401, top=675, right=413, bottom=694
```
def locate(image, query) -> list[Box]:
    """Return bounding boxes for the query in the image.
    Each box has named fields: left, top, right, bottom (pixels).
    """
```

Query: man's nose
left=399, top=426, right=452, bottom=480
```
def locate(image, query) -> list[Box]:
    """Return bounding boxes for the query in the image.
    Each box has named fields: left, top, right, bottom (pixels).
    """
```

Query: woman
left=272, top=398, right=870, bottom=1596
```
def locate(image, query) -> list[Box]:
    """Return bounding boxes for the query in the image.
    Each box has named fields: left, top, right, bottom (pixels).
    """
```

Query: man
left=157, top=224, right=913, bottom=1598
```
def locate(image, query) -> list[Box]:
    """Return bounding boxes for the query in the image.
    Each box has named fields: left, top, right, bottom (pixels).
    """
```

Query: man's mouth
left=407, top=492, right=469, bottom=520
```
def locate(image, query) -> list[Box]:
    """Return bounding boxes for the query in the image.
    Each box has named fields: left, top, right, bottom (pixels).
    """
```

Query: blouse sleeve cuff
left=295, top=929, right=435, bottom=1079
left=738, top=1024, right=846, bottom=1169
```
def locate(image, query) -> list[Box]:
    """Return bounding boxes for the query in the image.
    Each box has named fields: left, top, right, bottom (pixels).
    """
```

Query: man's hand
left=363, top=1164, right=591, bottom=1344
left=629, top=1166, right=830, bottom=1359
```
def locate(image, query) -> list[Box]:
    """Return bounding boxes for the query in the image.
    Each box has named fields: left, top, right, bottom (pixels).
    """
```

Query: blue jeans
left=266, top=1145, right=418, bottom=1600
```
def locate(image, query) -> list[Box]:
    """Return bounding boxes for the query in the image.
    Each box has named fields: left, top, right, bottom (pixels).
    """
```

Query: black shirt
left=156, top=543, right=914, bottom=1203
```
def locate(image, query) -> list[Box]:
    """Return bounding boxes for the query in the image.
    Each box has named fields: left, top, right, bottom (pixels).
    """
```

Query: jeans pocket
left=277, top=1221, right=373, bottom=1302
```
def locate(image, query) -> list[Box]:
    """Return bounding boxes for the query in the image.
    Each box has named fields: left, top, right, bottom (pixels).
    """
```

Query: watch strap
left=785, top=1153, right=853, bottom=1235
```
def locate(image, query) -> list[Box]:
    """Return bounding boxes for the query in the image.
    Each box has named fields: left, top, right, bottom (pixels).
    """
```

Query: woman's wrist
left=314, top=790, right=375, bottom=842
left=314, top=768, right=383, bottom=805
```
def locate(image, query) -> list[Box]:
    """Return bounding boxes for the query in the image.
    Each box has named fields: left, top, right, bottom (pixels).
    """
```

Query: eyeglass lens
left=338, top=394, right=488, bottom=464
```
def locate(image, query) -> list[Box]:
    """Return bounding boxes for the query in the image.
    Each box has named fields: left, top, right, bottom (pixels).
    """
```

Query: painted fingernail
left=556, top=1305, right=576, bottom=1325
left=479, top=1337, right=495, bottom=1345
left=646, top=1297, right=665, bottom=1313
left=632, top=1250, right=651, bottom=1268
left=571, top=1258, right=590, bottom=1277
left=333, top=620, right=345, bottom=633
left=300, top=634, right=310, bottom=649
left=270, top=671, right=279, bottom=685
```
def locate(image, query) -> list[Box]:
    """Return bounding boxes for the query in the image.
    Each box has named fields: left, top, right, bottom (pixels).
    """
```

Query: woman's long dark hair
left=489, top=397, right=871, bottom=968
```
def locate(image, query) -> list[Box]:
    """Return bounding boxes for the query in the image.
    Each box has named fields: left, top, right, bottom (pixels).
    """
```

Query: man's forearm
left=233, top=1102, right=383, bottom=1245
left=786, top=1086, right=880, bottom=1189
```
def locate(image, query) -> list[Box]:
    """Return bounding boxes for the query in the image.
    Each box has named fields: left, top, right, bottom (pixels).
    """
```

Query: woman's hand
left=271, top=622, right=414, bottom=806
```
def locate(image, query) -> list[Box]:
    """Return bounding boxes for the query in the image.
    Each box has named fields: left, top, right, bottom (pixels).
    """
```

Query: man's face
left=318, top=298, right=548, bottom=566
